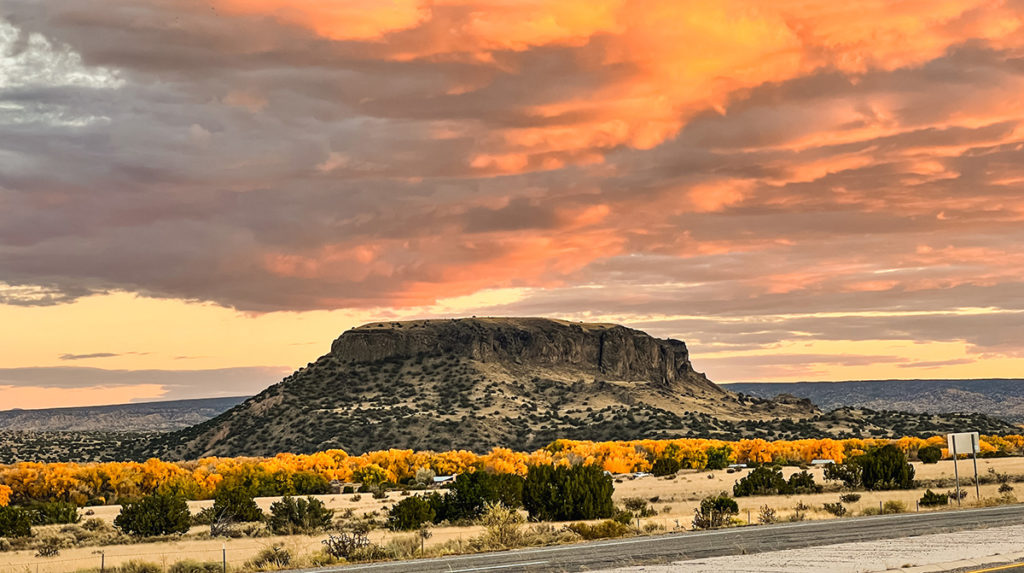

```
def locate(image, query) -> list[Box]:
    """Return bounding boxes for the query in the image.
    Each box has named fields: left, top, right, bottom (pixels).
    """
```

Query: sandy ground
left=2, top=457, right=1021, bottom=572
left=598, top=523, right=1024, bottom=572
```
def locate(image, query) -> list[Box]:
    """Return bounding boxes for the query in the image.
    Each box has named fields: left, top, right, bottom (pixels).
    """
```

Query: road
left=294, top=504, right=1024, bottom=573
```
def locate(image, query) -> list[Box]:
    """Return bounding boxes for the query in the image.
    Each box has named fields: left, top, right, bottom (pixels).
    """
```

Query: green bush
left=114, top=492, right=191, bottom=537
left=387, top=496, right=435, bottom=531
left=0, top=506, right=33, bottom=537
left=25, top=502, right=80, bottom=525
left=858, top=446, right=915, bottom=490
left=918, top=446, right=942, bottom=464
left=705, top=446, right=732, bottom=470
left=268, top=496, right=333, bottom=534
left=428, top=472, right=525, bottom=522
left=919, top=489, right=948, bottom=507
left=824, top=462, right=862, bottom=489
left=212, top=487, right=263, bottom=523
left=692, top=493, right=738, bottom=529
left=733, top=466, right=790, bottom=497
left=839, top=493, right=861, bottom=503
left=787, top=471, right=823, bottom=494
left=822, top=502, right=847, bottom=516
left=522, top=464, right=614, bottom=522
left=650, top=456, right=681, bottom=477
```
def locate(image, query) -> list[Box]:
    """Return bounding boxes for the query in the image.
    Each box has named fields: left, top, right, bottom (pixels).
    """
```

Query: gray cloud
left=1, top=1, right=1023, bottom=373
left=0, top=366, right=290, bottom=401
left=59, top=352, right=119, bottom=361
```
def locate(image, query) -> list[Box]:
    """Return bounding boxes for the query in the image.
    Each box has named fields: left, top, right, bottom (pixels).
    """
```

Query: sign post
left=947, top=432, right=980, bottom=504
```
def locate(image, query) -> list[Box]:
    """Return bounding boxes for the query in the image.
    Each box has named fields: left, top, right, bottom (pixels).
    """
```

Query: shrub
left=882, top=500, right=907, bottom=514
left=117, top=561, right=162, bottom=573
left=247, top=544, right=291, bottom=570
left=691, top=493, right=738, bottom=530
left=858, top=445, right=915, bottom=491
left=822, top=502, right=847, bottom=517
left=429, top=472, right=526, bottom=523
left=839, top=493, right=861, bottom=504
left=114, top=492, right=190, bottom=537
left=651, top=456, right=682, bottom=477
left=705, top=446, right=732, bottom=470
left=342, top=486, right=355, bottom=494
left=168, top=560, right=222, bottom=573
left=34, top=537, right=61, bottom=557
left=523, top=464, right=614, bottom=522
left=212, top=487, right=263, bottom=523
left=351, top=494, right=362, bottom=502
left=478, top=502, right=525, bottom=548
left=733, top=466, right=790, bottom=497
left=414, top=467, right=436, bottom=485
left=919, top=489, right=948, bottom=507
left=323, top=529, right=371, bottom=559
left=918, top=446, right=942, bottom=464
left=0, top=506, right=33, bottom=538
left=757, top=505, right=777, bottom=525
left=999, top=483, right=1015, bottom=494
left=787, top=471, right=823, bottom=494
left=622, top=497, right=656, bottom=518
left=824, top=461, right=862, bottom=489
left=948, top=488, right=968, bottom=501
left=566, top=520, right=631, bottom=540
left=387, top=496, right=435, bottom=531
left=268, top=496, right=334, bottom=534
left=26, top=502, right=80, bottom=525
left=191, top=507, right=217, bottom=526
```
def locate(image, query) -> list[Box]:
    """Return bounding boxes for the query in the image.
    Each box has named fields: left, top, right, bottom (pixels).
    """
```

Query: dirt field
left=2, top=457, right=1021, bottom=573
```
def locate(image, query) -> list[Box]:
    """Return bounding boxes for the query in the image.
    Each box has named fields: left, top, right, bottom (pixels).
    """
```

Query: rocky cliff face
left=330, top=318, right=721, bottom=394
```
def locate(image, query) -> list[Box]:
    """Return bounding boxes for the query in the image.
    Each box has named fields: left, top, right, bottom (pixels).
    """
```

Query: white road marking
left=447, top=561, right=549, bottom=572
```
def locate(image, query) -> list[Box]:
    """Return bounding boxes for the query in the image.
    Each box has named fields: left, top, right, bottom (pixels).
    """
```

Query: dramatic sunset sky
left=2, top=1, right=1023, bottom=409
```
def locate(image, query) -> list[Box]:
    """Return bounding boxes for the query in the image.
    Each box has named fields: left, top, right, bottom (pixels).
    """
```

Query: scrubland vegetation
left=1, top=435, right=1023, bottom=571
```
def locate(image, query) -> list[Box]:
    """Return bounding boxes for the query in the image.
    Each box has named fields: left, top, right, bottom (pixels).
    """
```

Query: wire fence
left=0, top=538, right=329, bottom=573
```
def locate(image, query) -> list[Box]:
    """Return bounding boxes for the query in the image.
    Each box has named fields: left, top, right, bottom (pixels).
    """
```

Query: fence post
left=101, top=551, right=105, bottom=573
left=879, top=501, right=883, bottom=514
left=223, top=542, right=227, bottom=573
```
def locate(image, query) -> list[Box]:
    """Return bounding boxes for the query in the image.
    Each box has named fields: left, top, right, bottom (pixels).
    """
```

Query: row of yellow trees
left=2, top=435, right=1022, bottom=507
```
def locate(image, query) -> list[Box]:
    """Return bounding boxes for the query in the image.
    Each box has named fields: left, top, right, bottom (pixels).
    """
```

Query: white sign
left=947, top=432, right=980, bottom=455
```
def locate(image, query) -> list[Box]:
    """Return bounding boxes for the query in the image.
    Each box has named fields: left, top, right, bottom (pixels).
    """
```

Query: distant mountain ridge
left=0, top=396, right=249, bottom=432
left=724, top=379, right=1024, bottom=424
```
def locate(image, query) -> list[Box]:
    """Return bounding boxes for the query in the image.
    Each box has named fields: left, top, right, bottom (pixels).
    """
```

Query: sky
left=1, top=1, right=1024, bottom=409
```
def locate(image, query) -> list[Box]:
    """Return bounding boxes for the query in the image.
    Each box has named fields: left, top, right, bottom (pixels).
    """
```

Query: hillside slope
left=146, top=318, right=815, bottom=458
left=725, top=379, right=1024, bottom=423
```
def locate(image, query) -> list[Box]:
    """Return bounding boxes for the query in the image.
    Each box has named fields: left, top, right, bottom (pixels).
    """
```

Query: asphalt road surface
left=296, top=504, right=1024, bottom=573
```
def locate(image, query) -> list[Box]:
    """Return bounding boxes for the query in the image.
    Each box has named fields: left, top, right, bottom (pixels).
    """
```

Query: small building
left=811, top=459, right=835, bottom=466
left=329, top=480, right=360, bottom=494
left=727, top=463, right=748, bottom=469
left=432, top=475, right=457, bottom=486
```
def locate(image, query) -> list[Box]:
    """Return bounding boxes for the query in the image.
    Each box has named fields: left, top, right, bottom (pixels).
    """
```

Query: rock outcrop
left=330, top=318, right=722, bottom=395
left=145, top=317, right=814, bottom=459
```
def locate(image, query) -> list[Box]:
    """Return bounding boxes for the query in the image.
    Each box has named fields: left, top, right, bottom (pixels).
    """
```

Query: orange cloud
left=214, top=0, right=430, bottom=41
left=209, top=0, right=1024, bottom=174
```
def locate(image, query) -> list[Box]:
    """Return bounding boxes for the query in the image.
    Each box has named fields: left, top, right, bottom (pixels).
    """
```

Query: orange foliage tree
left=1, top=434, right=1022, bottom=504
